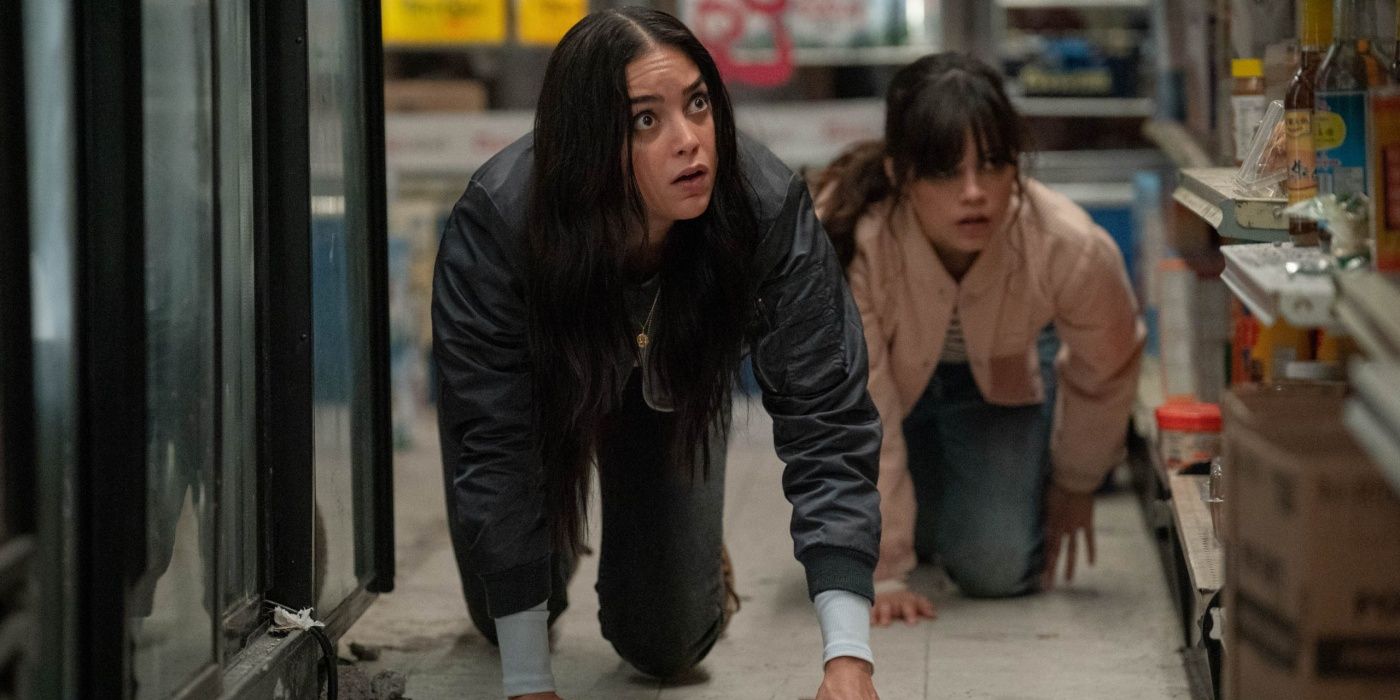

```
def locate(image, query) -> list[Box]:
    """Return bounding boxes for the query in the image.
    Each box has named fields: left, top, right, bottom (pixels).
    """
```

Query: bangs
left=891, top=71, right=1021, bottom=180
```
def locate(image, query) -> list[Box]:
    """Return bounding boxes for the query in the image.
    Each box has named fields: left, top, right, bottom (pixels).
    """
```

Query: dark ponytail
left=814, top=140, right=890, bottom=269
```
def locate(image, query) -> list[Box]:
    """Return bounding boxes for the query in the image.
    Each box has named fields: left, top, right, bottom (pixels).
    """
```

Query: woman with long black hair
left=433, top=8, right=881, bottom=699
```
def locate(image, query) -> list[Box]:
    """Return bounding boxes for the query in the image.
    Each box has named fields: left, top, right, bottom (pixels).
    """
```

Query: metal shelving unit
left=1219, top=243, right=1337, bottom=328
left=1335, top=271, right=1400, bottom=496
left=1014, top=95, right=1156, bottom=118
left=1173, top=168, right=1288, bottom=243
left=997, top=0, right=1150, bottom=7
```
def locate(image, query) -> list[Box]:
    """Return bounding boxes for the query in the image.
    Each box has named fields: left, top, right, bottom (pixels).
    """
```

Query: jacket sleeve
left=1049, top=227, right=1147, bottom=493
left=749, top=176, right=883, bottom=603
left=845, top=236, right=917, bottom=586
left=432, top=181, right=552, bottom=618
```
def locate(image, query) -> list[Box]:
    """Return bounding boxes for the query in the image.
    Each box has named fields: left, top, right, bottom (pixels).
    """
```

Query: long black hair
left=526, top=8, right=758, bottom=553
left=818, top=52, right=1029, bottom=268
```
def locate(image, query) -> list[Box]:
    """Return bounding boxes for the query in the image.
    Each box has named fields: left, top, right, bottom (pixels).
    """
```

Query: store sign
left=684, top=0, right=795, bottom=87
left=517, top=0, right=588, bottom=46
left=382, top=0, right=507, bottom=46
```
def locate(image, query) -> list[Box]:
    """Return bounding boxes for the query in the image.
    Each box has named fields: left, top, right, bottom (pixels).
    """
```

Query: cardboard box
left=1223, top=388, right=1400, bottom=700
left=383, top=79, right=488, bottom=113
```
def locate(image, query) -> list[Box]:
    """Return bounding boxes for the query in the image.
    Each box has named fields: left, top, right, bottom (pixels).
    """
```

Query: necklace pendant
left=636, top=332, right=649, bottom=349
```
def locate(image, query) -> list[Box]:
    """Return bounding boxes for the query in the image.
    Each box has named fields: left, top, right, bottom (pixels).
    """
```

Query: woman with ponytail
left=816, top=53, right=1145, bottom=626
left=433, top=8, right=882, bottom=699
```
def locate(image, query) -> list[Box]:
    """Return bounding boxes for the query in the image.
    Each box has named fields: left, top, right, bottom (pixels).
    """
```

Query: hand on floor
left=1042, top=482, right=1096, bottom=590
left=816, top=656, right=879, bottom=699
left=870, top=589, right=937, bottom=627
left=509, top=693, right=563, bottom=699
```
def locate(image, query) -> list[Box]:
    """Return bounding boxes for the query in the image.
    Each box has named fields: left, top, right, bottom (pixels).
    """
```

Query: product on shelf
left=1223, top=387, right=1400, bottom=700
left=1373, top=85, right=1400, bottom=270
left=1285, top=0, right=1334, bottom=246
left=1315, top=0, right=1384, bottom=200
left=1244, top=316, right=1313, bottom=384
left=1154, top=400, right=1222, bottom=472
left=1232, top=58, right=1268, bottom=167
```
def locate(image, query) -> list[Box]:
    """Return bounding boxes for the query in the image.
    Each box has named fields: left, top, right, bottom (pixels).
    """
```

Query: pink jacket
left=824, top=179, right=1145, bottom=583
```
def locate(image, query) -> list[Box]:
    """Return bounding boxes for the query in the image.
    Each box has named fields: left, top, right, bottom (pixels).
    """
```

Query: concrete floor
left=343, top=400, right=1192, bottom=700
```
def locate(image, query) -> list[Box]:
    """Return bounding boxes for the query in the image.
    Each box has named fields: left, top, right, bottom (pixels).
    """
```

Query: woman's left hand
left=1041, top=483, right=1096, bottom=590
left=815, top=657, right=879, bottom=700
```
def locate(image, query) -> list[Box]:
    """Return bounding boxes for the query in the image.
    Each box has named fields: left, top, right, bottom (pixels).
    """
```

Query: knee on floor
left=941, top=541, right=1038, bottom=599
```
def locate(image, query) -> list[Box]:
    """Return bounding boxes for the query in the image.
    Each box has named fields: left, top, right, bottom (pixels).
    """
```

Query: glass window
left=131, top=0, right=218, bottom=695
left=24, top=0, right=80, bottom=693
left=307, top=0, right=378, bottom=612
left=215, top=0, right=261, bottom=652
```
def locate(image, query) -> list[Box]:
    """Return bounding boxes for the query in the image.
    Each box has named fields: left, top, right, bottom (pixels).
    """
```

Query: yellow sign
left=516, top=0, right=588, bottom=46
left=382, top=0, right=507, bottom=45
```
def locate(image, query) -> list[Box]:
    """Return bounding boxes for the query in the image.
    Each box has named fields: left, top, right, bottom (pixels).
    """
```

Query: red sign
left=690, top=0, right=795, bottom=88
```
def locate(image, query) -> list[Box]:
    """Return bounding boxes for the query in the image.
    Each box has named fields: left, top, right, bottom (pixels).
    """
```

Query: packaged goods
left=1223, top=387, right=1400, bottom=700
left=1371, top=85, right=1400, bottom=271
left=1155, top=401, right=1222, bottom=471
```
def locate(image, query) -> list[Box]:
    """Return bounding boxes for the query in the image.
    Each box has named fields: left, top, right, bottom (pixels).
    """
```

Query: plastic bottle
left=1314, top=0, right=1384, bottom=199
left=1285, top=0, right=1333, bottom=246
left=1231, top=58, right=1268, bottom=166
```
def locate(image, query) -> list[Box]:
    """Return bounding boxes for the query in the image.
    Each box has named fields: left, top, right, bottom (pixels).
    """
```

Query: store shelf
left=1220, top=243, right=1336, bottom=328
left=1169, top=473, right=1223, bottom=595
left=998, top=0, right=1150, bottom=7
left=1344, top=362, right=1400, bottom=497
left=1173, top=168, right=1288, bottom=242
left=1014, top=96, right=1155, bottom=119
left=1334, top=270, right=1400, bottom=362
left=729, top=44, right=940, bottom=67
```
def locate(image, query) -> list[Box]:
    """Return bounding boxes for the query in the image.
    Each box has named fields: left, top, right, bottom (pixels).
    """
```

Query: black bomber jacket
left=432, top=133, right=882, bottom=619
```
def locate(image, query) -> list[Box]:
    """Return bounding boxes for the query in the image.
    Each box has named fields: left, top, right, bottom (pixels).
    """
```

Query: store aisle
left=344, top=399, right=1191, bottom=699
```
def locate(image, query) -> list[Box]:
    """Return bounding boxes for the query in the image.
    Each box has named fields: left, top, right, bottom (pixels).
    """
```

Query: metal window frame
left=362, top=0, right=396, bottom=598
left=256, top=0, right=393, bottom=612
left=0, top=4, right=38, bottom=695
left=256, top=0, right=317, bottom=613
left=1, top=0, right=35, bottom=543
left=72, top=0, right=151, bottom=696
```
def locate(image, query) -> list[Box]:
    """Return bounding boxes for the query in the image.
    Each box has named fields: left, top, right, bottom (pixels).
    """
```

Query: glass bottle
left=1285, top=0, right=1333, bottom=246
left=1314, top=0, right=1383, bottom=200
left=1392, top=0, right=1400, bottom=82
left=1231, top=59, right=1268, bottom=166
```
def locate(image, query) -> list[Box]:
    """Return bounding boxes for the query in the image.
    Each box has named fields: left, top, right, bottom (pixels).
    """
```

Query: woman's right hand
left=870, top=589, right=937, bottom=627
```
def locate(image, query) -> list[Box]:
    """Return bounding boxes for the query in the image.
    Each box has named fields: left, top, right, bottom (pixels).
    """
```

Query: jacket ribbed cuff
left=479, top=555, right=552, bottom=618
left=799, top=545, right=876, bottom=603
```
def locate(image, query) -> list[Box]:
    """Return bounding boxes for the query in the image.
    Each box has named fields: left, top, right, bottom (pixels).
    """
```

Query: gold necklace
left=636, top=288, right=660, bottom=350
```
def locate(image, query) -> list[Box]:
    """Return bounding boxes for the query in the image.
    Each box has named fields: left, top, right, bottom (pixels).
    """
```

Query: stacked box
left=1223, top=388, right=1400, bottom=699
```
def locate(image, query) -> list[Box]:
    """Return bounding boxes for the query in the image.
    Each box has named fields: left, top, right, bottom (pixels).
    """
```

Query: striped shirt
left=941, top=302, right=969, bottom=363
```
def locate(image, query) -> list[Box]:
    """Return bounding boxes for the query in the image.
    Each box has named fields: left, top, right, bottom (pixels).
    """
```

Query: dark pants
left=904, top=327, right=1059, bottom=598
left=449, top=371, right=727, bottom=679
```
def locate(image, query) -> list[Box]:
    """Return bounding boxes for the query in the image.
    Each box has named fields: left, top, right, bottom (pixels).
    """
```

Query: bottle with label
left=1392, top=0, right=1400, bottom=82
left=1231, top=58, right=1268, bottom=166
left=1314, top=0, right=1383, bottom=199
left=1285, top=0, right=1333, bottom=246
left=1371, top=1, right=1400, bottom=271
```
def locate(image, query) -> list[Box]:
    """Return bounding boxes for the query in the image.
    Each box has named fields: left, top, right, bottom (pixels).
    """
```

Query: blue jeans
left=904, top=327, right=1059, bottom=598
